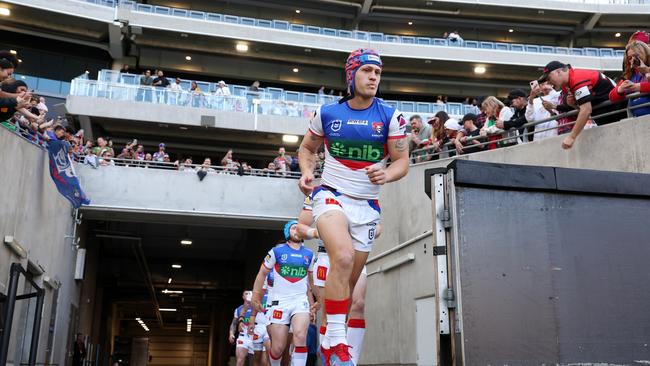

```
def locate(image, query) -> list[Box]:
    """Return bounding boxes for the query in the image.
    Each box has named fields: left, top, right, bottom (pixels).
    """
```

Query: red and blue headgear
left=344, top=48, right=382, bottom=99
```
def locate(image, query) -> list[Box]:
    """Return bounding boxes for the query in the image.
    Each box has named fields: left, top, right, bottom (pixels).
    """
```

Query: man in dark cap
left=495, top=89, right=530, bottom=144
left=537, top=61, right=624, bottom=149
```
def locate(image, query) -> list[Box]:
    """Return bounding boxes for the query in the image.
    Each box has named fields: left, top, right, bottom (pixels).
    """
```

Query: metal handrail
left=72, top=154, right=316, bottom=179
left=410, top=91, right=650, bottom=161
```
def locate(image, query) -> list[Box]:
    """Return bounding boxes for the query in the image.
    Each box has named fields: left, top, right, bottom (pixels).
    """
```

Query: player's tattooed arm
left=384, top=137, right=410, bottom=183
left=395, top=138, right=407, bottom=152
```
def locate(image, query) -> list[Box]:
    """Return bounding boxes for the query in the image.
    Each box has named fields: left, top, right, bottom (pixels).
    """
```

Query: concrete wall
left=0, top=127, right=81, bottom=366
left=362, top=115, right=650, bottom=365
left=75, top=164, right=306, bottom=228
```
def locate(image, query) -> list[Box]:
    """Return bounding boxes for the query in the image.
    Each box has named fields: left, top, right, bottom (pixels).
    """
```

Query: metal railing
left=72, top=154, right=319, bottom=179
left=69, top=77, right=468, bottom=121
left=410, top=92, right=650, bottom=162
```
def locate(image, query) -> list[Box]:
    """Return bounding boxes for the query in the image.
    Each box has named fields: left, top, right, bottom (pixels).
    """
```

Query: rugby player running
left=298, top=48, right=409, bottom=366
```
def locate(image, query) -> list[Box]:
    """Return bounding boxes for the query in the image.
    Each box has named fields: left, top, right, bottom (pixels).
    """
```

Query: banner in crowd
left=47, top=139, right=90, bottom=208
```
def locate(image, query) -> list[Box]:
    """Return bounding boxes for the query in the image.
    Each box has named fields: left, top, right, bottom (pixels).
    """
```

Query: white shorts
left=311, top=186, right=381, bottom=252
left=313, top=252, right=367, bottom=288
left=267, top=297, right=310, bottom=325
left=251, top=323, right=269, bottom=351
left=236, top=332, right=252, bottom=351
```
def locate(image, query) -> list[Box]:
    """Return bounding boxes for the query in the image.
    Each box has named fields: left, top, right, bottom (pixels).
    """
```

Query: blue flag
left=46, top=139, right=90, bottom=208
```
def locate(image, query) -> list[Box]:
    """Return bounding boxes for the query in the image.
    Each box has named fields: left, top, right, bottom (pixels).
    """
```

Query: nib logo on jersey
left=327, top=139, right=386, bottom=169
left=275, top=263, right=308, bottom=283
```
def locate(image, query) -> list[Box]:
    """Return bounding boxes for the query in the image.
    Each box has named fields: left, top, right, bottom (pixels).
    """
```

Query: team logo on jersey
left=317, top=266, right=327, bottom=281
left=331, top=119, right=342, bottom=132
left=372, top=122, right=384, bottom=134
left=368, top=227, right=376, bottom=240
left=281, top=254, right=288, bottom=261
left=273, top=310, right=283, bottom=319
left=304, top=255, right=311, bottom=266
left=276, top=263, right=308, bottom=282
left=328, top=141, right=384, bottom=164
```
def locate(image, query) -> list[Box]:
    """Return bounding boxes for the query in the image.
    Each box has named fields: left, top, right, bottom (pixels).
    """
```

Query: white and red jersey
left=309, top=98, right=406, bottom=199
left=263, top=243, right=315, bottom=302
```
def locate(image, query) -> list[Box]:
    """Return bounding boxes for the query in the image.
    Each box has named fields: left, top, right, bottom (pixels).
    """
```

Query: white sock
left=292, top=346, right=308, bottom=366
left=325, top=313, right=347, bottom=348
left=269, top=350, right=282, bottom=366
left=347, top=319, right=366, bottom=365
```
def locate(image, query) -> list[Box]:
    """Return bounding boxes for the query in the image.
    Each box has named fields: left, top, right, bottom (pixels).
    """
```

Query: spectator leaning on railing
left=537, top=61, right=624, bottom=150
left=407, top=114, right=432, bottom=163
left=496, top=89, right=529, bottom=144
left=609, top=41, right=650, bottom=118
left=453, top=113, right=486, bottom=155
left=480, top=96, right=514, bottom=150
left=525, top=82, right=561, bottom=141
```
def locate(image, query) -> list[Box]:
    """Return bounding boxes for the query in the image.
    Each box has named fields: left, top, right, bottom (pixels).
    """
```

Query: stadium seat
left=525, top=45, right=540, bottom=53
left=120, top=0, right=136, bottom=8
left=135, top=4, right=153, bottom=12
left=540, top=46, right=555, bottom=53
left=228, top=15, right=247, bottom=25
left=384, top=100, right=399, bottom=109
left=306, top=26, right=321, bottom=34
left=385, top=35, right=400, bottom=43
left=584, top=48, right=599, bottom=57
left=267, top=87, right=284, bottom=100
left=154, top=6, right=170, bottom=15
left=401, top=36, right=415, bottom=44
left=495, top=43, right=509, bottom=51
left=189, top=11, right=205, bottom=20
left=120, top=74, right=138, bottom=85
left=285, top=91, right=301, bottom=102
left=399, top=101, right=415, bottom=112
left=599, top=48, right=615, bottom=58
left=510, top=44, right=525, bottom=52
left=369, top=33, right=384, bottom=42
left=171, top=8, right=188, bottom=17
left=615, top=49, right=626, bottom=58
left=416, top=102, right=431, bottom=114
left=480, top=42, right=495, bottom=50
left=240, top=17, right=256, bottom=26
left=463, top=40, right=478, bottom=48
left=256, top=19, right=272, bottom=28
left=432, top=38, right=448, bottom=46
left=417, top=37, right=431, bottom=45
left=570, top=48, right=584, bottom=56
left=233, top=85, right=248, bottom=96
left=273, top=20, right=289, bottom=30
left=196, top=81, right=210, bottom=93
left=555, top=47, right=569, bottom=54
left=290, top=24, right=305, bottom=32
left=338, top=30, right=353, bottom=38
left=302, top=93, right=318, bottom=104
left=432, top=103, right=446, bottom=113
left=447, top=102, right=462, bottom=116
left=322, top=28, right=337, bottom=37
left=355, top=31, right=369, bottom=40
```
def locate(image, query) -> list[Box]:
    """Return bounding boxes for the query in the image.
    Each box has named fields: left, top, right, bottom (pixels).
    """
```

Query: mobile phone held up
left=632, top=56, right=641, bottom=67
left=529, top=80, right=539, bottom=90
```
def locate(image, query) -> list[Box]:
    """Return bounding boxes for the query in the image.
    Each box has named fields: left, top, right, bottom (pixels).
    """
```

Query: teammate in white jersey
left=298, top=48, right=409, bottom=366
left=250, top=221, right=316, bottom=366
left=230, top=290, right=254, bottom=366
left=299, top=196, right=381, bottom=366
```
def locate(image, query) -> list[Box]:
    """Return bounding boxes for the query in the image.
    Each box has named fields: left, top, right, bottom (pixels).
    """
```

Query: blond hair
left=481, top=96, right=505, bottom=117
left=624, top=41, right=650, bottom=80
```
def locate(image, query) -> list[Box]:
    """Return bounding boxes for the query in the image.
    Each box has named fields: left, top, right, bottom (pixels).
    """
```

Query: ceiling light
left=172, top=264, right=182, bottom=269
left=408, top=21, right=413, bottom=25
left=282, top=135, right=299, bottom=144
left=0, top=8, right=10, bottom=16
left=185, top=55, right=192, bottom=61
left=159, top=308, right=177, bottom=312
left=508, top=29, right=514, bottom=33
left=135, top=317, right=141, bottom=321
left=236, top=43, right=249, bottom=52
left=474, top=66, right=486, bottom=74
left=199, top=329, right=204, bottom=334
left=180, top=239, right=192, bottom=246
left=168, top=278, right=172, bottom=284
left=292, top=68, right=299, bottom=73
left=295, top=9, right=301, bottom=13
left=615, top=32, right=621, bottom=38
left=9, top=50, right=17, bottom=55
left=162, top=289, right=184, bottom=294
